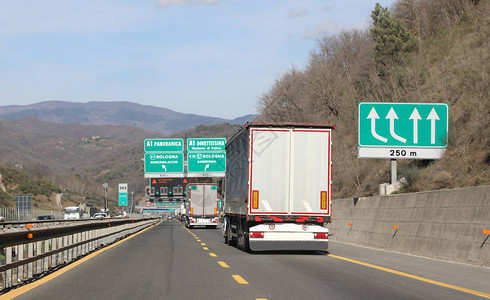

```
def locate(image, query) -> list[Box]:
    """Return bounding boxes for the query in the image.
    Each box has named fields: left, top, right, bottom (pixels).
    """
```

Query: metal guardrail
left=0, top=217, right=160, bottom=292
left=0, top=216, right=142, bottom=229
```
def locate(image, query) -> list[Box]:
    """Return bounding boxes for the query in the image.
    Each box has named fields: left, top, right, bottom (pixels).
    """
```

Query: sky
left=0, top=0, right=395, bottom=119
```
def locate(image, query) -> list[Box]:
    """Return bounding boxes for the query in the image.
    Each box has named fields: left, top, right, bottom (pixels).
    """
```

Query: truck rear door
left=289, top=129, right=331, bottom=215
left=190, top=184, right=218, bottom=216
left=249, top=129, right=290, bottom=214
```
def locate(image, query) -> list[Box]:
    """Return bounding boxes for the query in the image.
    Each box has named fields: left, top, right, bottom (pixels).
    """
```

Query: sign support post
left=391, top=159, right=397, bottom=184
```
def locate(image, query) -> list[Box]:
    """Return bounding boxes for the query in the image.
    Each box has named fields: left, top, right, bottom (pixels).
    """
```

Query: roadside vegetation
left=257, top=0, right=489, bottom=197
left=0, top=165, right=61, bottom=207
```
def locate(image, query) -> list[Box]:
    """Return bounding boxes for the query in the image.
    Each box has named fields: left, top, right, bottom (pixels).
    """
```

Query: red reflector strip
left=320, top=191, right=327, bottom=210
left=190, top=220, right=196, bottom=223
left=271, top=216, right=283, bottom=222
left=250, top=232, right=264, bottom=238
left=314, top=232, right=328, bottom=239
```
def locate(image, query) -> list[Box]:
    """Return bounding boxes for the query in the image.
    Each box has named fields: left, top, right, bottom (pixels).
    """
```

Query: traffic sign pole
left=391, top=159, right=397, bottom=184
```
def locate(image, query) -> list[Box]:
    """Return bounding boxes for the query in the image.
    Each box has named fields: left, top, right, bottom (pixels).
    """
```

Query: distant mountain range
left=0, top=101, right=257, bottom=135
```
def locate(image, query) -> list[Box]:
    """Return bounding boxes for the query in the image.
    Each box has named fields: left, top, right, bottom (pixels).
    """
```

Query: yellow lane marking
left=0, top=223, right=159, bottom=300
left=256, top=299, right=268, bottom=300
left=209, top=253, right=217, bottom=257
left=197, top=240, right=201, bottom=242
left=218, top=261, right=230, bottom=268
left=328, top=254, right=490, bottom=299
left=203, top=247, right=209, bottom=250
left=201, top=243, right=206, bottom=246
left=232, top=275, right=249, bottom=285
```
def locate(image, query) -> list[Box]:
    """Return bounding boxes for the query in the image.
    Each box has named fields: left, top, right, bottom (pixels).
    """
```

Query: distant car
left=36, top=215, right=54, bottom=220
left=92, top=213, right=108, bottom=219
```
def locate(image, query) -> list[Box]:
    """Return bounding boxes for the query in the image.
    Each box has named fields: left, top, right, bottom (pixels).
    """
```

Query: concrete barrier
left=329, top=185, right=490, bottom=267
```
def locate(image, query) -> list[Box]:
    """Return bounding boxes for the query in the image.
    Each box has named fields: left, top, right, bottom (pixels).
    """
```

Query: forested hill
left=257, top=0, right=489, bottom=198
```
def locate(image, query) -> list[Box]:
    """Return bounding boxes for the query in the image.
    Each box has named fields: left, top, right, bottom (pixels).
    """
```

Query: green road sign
left=187, top=152, right=226, bottom=173
left=118, top=183, right=128, bottom=206
left=187, top=138, right=226, bottom=152
left=144, top=152, right=184, bottom=174
left=144, top=139, right=184, bottom=152
left=358, top=102, right=448, bottom=159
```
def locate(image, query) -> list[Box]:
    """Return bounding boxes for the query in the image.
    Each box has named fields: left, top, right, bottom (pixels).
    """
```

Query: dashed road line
left=183, top=224, right=268, bottom=299
left=232, top=275, right=249, bottom=285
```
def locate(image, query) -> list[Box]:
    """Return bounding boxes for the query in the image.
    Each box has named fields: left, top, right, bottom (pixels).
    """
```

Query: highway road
left=7, top=220, right=490, bottom=300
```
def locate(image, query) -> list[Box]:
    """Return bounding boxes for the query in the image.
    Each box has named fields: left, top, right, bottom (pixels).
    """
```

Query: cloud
left=303, top=19, right=370, bottom=39
left=303, top=20, right=344, bottom=39
left=288, top=7, right=308, bottom=18
left=156, top=0, right=221, bottom=7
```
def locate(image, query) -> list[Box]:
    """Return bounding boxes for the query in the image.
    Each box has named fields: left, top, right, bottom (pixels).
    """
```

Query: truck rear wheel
left=237, top=221, right=250, bottom=252
left=226, top=221, right=236, bottom=246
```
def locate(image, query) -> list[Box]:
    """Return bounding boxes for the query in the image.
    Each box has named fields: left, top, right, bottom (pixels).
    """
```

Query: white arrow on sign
left=386, top=108, right=406, bottom=143
left=427, top=108, right=440, bottom=144
left=204, top=164, right=209, bottom=171
left=367, top=108, right=388, bottom=143
left=409, top=108, right=422, bottom=144
left=162, top=165, right=167, bottom=171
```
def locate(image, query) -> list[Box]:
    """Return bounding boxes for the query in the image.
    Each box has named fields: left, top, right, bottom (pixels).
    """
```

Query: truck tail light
left=250, top=231, right=264, bottom=238
left=214, top=208, right=218, bottom=214
left=314, top=232, right=328, bottom=239
left=252, top=190, right=259, bottom=209
left=190, top=208, right=193, bottom=214
left=320, top=191, right=327, bottom=210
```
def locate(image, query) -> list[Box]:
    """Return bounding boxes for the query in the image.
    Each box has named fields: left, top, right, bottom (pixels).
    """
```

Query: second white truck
left=185, top=184, right=219, bottom=228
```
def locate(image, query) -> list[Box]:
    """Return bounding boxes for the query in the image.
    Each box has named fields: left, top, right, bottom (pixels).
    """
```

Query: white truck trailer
left=223, top=122, right=334, bottom=251
left=185, top=184, right=220, bottom=228
left=63, top=206, right=83, bottom=220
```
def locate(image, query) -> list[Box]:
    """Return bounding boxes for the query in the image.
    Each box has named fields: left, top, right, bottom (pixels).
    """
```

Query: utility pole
left=103, top=183, right=108, bottom=213
left=131, top=191, right=134, bottom=214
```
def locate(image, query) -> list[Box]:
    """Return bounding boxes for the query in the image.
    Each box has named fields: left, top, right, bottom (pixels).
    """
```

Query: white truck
left=63, top=206, right=83, bottom=220
left=185, top=184, right=219, bottom=228
left=223, top=122, right=334, bottom=251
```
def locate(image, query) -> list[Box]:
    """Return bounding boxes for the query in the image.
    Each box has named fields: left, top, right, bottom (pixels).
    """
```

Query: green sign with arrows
left=358, top=102, right=448, bottom=159
left=144, top=152, right=184, bottom=174
left=187, top=152, right=226, bottom=174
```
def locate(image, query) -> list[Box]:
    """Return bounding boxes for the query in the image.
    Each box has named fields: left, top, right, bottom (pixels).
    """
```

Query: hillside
left=0, top=101, right=257, bottom=135
left=170, top=123, right=242, bottom=140
left=0, top=118, right=247, bottom=211
left=0, top=118, right=159, bottom=210
left=257, top=0, right=489, bottom=197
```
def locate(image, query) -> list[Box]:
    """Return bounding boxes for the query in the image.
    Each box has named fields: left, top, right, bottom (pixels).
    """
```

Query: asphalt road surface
left=9, top=220, right=490, bottom=300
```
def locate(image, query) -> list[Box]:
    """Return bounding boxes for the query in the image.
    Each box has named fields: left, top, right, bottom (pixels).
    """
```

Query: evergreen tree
left=370, top=3, right=418, bottom=71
